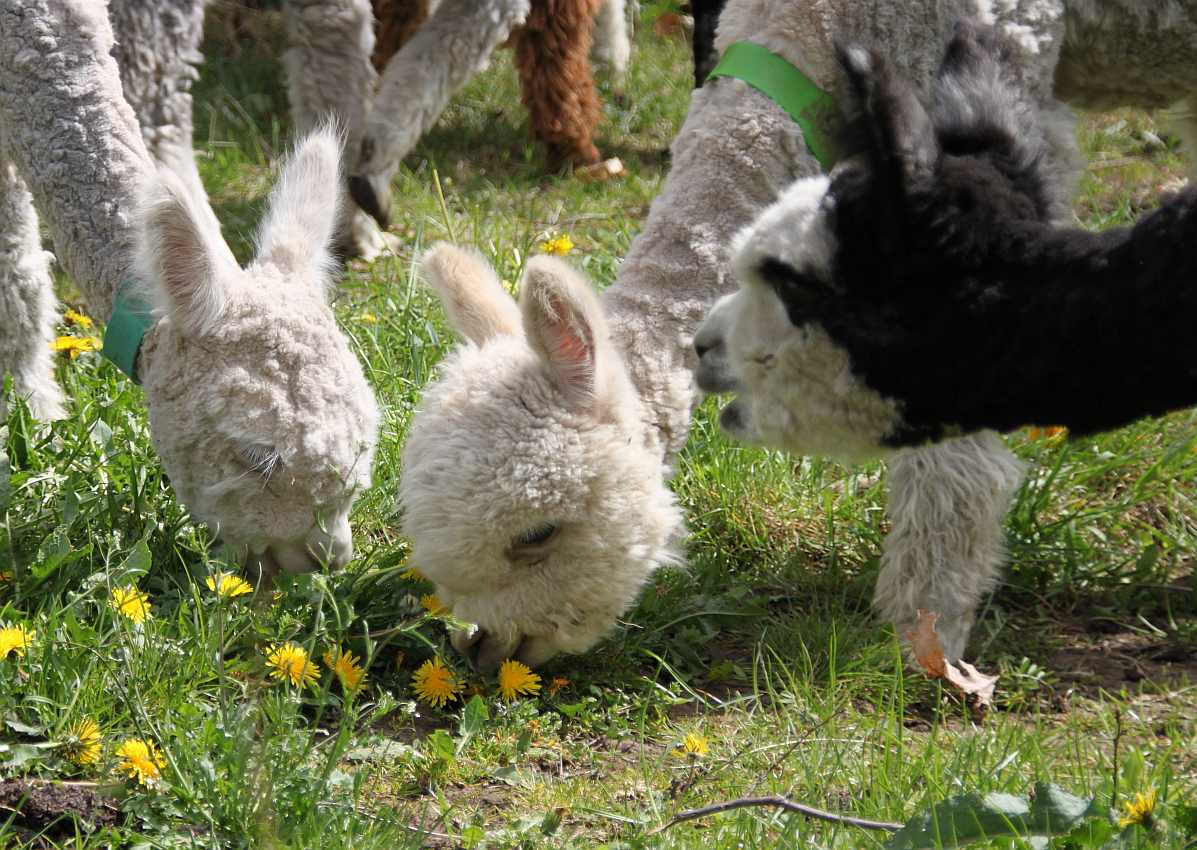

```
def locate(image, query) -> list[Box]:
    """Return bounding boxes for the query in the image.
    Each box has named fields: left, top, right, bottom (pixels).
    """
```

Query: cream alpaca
left=0, top=0, right=379, bottom=574
left=403, top=0, right=1197, bottom=667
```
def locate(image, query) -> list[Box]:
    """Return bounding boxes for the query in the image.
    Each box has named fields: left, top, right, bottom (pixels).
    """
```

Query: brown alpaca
left=513, top=0, right=603, bottom=165
left=369, top=0, right=603, bottom=167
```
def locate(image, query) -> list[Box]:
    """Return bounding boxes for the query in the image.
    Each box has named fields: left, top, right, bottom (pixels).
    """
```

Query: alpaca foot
left=343, top=210, right=400, bottom=263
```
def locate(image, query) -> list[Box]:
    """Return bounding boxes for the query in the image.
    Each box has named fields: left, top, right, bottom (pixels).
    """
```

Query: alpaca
left=352, top=0, right=728, bottom=228
left=0, top=0, right=379, bottom=575
left=401, top=0, right=1197, bottom=669
left=696, top=22, right=1197, bottom=454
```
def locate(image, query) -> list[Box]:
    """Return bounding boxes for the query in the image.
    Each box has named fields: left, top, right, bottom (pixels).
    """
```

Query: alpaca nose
left=694, top=338, right=714, bottom=359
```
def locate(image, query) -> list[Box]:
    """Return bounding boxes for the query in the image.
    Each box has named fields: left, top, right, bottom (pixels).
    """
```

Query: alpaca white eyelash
left=239, top=444, right=282, bottom=483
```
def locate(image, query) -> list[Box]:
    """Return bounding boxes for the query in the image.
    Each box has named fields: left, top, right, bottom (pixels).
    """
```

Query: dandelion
left=420, top=594, right=448, bottom=615
left=400, top=566, right=426, bottom=581
left=323, top=646, right=367, bottom=693
left=674, top=731, right=710, bottom=758
left=538, top=234, right=574, bottom=256
left=0, top=570, right=13, bottom=583
left=266, top=642, right=320, bottom=688
left=497, top=659, right=541, bottom=700
left=50, top=336, right=101, bottom=359
left=0, top=624, right=35, bottom=660
left=547, top=676, right=570, bottom=696
left=1119, top=789, right=1158, bottom=828
left=111, top=586, right=151, bottom=624
left=358, top=312, right=379, bottom=324
left=205, top=571, right=253, bottom=599
left=63, top=717, right=102, bottom=767
left=64, top=309, right=93, bottom=329
left=115, top=738, right=166, bottom=786
left=411, top=656, right=461, bottom=708
left=1026, top=425, right=1067, bottom=440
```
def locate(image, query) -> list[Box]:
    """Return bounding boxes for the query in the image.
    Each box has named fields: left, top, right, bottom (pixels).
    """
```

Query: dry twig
left=650, top=795, right=903, bottom=835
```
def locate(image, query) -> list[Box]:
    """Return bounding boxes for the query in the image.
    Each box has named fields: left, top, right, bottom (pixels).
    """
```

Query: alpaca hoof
left=348, top=174, right=390, bottom=228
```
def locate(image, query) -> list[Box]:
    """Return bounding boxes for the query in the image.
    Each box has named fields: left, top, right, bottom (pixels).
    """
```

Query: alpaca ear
left=137, top=168, right=240, bottom=337
left=422, top=243, right=522, bottom=344
left=838, top=43, right=938, bottom=191
left=520, top=256, right=615, bottom=412
left=254, top=126, right=342, bottom=285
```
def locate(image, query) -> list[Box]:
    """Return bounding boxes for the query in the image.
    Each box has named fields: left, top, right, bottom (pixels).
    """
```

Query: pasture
left=2, top=8, right=1196, bottom=848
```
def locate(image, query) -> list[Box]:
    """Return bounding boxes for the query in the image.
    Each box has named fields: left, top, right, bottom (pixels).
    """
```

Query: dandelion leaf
left=884, top=783, right=1098, bottom=849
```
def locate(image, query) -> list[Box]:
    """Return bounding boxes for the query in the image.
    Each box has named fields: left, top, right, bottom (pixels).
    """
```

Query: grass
left=3, top=9, right=1197, bottom=848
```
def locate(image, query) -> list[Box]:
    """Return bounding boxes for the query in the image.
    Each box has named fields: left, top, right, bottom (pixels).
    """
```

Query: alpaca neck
left=602, top=81, right=815, bottom=463
left=0, top=0, right=153, bottom=324
left=979, top=196, right=1197, bottom=433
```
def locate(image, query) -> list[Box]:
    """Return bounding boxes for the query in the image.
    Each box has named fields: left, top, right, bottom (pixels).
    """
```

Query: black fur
left=765, top=21, right=1197, bottom=444
left=691, top=0, right=727, bottom=87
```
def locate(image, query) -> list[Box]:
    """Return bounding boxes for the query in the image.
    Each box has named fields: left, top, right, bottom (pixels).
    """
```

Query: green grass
left=3, top=10, right=1197, bottom=849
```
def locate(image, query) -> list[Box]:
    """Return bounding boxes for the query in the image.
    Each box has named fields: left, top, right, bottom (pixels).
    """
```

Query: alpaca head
left=695, top=20, right=1059, bottom=458
left=134, top=128, right=379, bottom=574
left=400, top=245, right=683, bottom=670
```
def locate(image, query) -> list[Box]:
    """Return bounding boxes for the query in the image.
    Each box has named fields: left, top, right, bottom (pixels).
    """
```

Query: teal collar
left=101, top=283, right=154, bottom=383
left=707, top=41, right=842, bottom=171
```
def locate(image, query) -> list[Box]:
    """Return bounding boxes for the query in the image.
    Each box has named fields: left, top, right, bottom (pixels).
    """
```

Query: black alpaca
left=758, top=23, right=1197, bottom=446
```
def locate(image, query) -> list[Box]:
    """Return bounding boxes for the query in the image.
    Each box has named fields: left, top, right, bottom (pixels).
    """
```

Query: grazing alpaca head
left=400, top=245, right=682, bottom=669
left=695, top=21, right=1063, bottom=459
left=135, top=128, right=379, bottom=573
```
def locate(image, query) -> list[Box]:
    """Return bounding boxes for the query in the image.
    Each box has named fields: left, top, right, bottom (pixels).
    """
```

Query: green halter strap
left=101, top=282, right=155, bottom=384
left=707, top=41, right=842, bottom=171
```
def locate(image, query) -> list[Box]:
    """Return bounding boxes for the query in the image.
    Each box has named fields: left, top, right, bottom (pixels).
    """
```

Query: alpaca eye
left=237, top=443, right=282, bottom=481
left=514, top=523, right=557, bottom=547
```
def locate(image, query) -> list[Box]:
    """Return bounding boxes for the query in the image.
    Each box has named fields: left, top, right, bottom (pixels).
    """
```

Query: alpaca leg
left=108, top=0, right=209, bottom=207
left=875, top=432, right=1025, bottom=661
left=515, top=0, right=604, bottom=166
left=282, top=0, right=391, bottom=260
left=349, top=0, right=532, bottom=227
left=0, top=160, right=65, bottom=421
left=371, top=0, right=431, bottom=72
left=591, top=0, right=630, bottom=92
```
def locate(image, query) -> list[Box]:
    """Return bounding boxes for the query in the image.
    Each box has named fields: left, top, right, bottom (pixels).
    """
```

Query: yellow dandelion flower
left=64, top=717, right=102, bottom=766
left=358, top=312, right=378, bottom=324
left=205, top=571, right=253, bottom=599
left=401, top=566, right=426, bottom=581
left=0, top=570, right=13, bottom=583
left=547, top=676, right=570, bottom=696
left=266, top=642, right=320, bottom=688
left=673, top=731, right=710, bottom=758
left=64, top=309, right=94, bottom=329
left=111, top=586, right=151, bottom=624
left=411, top=656, right=461, bottom=708
left=420, top=594, right=448, bottom=615
left=497, top=659, right=541, bottom=701
left=50, top=335, right=102, bottom=359
left=538, top=234, right=574, bottom=256
left=1026, top=425, right=1067, bottom=440
left=1119, top=789, right=1158, bottom=828
left=115, top=738, right=165, bottom=786
left=0, top=624, right=35, bottom=660
left=323, top=646, right=367, bottom=693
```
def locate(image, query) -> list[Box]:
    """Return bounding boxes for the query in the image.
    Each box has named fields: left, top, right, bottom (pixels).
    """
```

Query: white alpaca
left=401, top=0, right=1197, bottom=667
left=0, top=0, right=379, bottom=574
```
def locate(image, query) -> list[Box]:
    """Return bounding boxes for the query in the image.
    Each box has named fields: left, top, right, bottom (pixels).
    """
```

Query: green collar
left=101, top=283, right=154, bottom=384
left=707, top=41, right=841, bottom=171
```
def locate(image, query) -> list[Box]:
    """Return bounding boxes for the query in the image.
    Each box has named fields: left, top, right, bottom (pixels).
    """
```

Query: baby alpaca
left=0, top=0, right=379, bottom=574
left=699, top=22, right=1197, bottom=454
